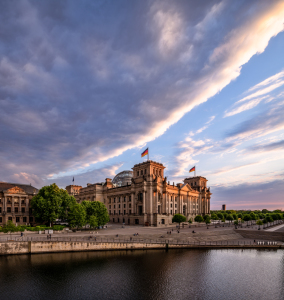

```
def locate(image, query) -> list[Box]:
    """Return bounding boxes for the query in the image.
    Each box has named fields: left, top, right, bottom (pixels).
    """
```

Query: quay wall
left=0, top=241, right=283, bottom=256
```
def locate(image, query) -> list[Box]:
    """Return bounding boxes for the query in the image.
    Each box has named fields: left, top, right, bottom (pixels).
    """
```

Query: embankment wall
left=0, top=241, right=283, bottom=256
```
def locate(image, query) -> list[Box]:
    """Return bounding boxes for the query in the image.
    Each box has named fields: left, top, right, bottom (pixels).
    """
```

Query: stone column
left=12, top=196, right=14, bottom=215
left=131, top=193, right=135, bottom=215
left=3, top=196, right=6, bottom=212
left=186, top=194, right=189, bottom=216
left=26, top=198, right=29, bottom=221
left=156, top=192, right=158, bottom=214
left=143, top=191, right=146, bottom=214
left=208, top=197, right=211, bottom=214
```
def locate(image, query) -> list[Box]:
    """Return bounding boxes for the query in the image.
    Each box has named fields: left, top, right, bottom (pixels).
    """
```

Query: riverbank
left=0, top=240, right=283, bottom=256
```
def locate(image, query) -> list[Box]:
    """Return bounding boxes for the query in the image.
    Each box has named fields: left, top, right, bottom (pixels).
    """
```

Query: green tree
left=31, top=183, right=76, bottom=226
left=203, top=214, right=210, bottom=221
left=188, top=218, right=193, bottom=224
left=82, top=201, right=109, bottom=227
left=194, top=215, right=204, bottom=223
left=211, top=213, right=218, bottom=220
left=243, top=214, right=251, bottom=226
left=2, top=220, right=17, bottom=233
left=265, top=215, right=273, bottom=223
left=172, top=214, right=186, bottom=226
left=205, top=218, right=211, bottom=225
left=256, top=220, right=263, bottom=229
left=89, top=215, right=98, bottom=229
left=226, top=214, right=234, bottom=224
left=232, top=214, right=238, bottom=220
left=250, top=212, right=256, bottom=220
left=67, top=203, right=86, bottom=229
left=237, top=213, right=243, bottom=219
left=217, top=213, right=223, bottom=220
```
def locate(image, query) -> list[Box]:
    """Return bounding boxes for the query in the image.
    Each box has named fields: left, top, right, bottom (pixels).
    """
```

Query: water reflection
left=0, top=249, right=283, bottom=300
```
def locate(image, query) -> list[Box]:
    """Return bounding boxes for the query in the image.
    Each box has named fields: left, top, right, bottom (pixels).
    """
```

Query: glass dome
left=112, top=170, right=133, bottom=187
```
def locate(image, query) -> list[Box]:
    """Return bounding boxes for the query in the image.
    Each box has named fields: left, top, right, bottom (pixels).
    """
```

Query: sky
left=0, top=0, right=284, bottom=210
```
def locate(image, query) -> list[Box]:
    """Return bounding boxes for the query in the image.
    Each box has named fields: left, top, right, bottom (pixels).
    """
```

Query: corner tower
left=132, top=160, right=165, bottom=179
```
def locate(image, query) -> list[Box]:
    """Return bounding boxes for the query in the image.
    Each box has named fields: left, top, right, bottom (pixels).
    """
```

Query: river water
left=0, top=249, right=283, bottom=300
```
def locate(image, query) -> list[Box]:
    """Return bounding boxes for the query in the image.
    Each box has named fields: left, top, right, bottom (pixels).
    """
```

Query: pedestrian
left=47, top=235, right=49, bottom=240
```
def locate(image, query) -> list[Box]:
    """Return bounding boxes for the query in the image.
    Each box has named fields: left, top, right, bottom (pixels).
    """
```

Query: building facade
left=66, top=160, right=211, bottom=227
left=0, top=182, right=38, bottom=226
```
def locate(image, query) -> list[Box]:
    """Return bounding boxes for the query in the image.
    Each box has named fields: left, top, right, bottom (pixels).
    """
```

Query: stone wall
left=0, top=241, right=29, bottom=255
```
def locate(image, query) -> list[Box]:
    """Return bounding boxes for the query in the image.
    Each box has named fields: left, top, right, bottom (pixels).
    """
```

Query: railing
left=0, top=236, right=280, bottom=246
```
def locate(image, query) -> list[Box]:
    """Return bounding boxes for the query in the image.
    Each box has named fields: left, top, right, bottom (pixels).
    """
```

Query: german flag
left=141, top=148, right=148, bottom=157
left=189, top=166, right=195, bottom=173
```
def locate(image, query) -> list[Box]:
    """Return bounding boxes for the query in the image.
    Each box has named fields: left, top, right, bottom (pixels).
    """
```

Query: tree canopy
left=172, top=214, right=186, bottom=224
left=31, top=183, right=76, bottom=226
left=82, top=200, right=109, bottom=227
left=67, top=202, right=86, bottom=229
left=194, top=215, right=204, bottom=223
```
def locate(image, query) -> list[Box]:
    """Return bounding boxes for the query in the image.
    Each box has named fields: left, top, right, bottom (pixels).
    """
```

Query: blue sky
left=0, top=0, right=284, bottom=210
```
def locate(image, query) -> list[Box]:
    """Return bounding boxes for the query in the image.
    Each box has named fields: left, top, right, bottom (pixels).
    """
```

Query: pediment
left=5, top=186, right=26, bottom=194
left=180, top=183, right=196, bottom=192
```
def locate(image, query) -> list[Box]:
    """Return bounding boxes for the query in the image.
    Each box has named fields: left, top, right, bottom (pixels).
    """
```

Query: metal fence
left=0, top=236, right=280, bottom=246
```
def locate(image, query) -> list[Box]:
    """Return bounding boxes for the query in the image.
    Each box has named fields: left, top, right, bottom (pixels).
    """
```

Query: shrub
left=194, top=215, right=204, bottom=223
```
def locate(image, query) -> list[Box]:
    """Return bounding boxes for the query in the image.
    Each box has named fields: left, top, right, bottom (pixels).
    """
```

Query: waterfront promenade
left=0, top=222, right=283, bottom=256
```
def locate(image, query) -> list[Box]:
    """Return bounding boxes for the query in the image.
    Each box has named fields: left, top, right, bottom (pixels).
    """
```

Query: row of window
left=110, top=196, right=131, bottom=203
left=109, top=210, right=132, bottom=215
left=109, top=203, right=131, bottom=209
left=0, top=207, right=28, bottom=213
left=0, top=207, right=31, bottom=213
left=137, top=169, right=147, bottom=176
left=0, top=199, right=27, bottom=203
left=136, top=168, right=162, bottom=177
left=0, top=216, right=33, bottom=223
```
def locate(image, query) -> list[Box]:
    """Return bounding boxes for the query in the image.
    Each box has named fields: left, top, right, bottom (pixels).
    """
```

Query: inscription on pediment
left=6, top=186, right=26, bottom=194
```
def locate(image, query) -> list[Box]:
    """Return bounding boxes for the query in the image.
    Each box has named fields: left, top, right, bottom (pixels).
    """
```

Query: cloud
left=1, top=1, right=284, bottom=185
left=196, top=115, right=215, bottom=134
left=224, top=96, right=268, bottom=117
left=237, top=79, right=284, bottom=103
left=47, top=163, right=124, bottom=189
left=246, top=140, right=284, bottom=153
left=211, top=179, right=284, bottom=210
left=210, top=162, right=261, bottom=176
left=246, top=70, right=284, bottom=93
left=224, top=70, right=284, bottom=117
left=226, top=101, right=284, bottom=142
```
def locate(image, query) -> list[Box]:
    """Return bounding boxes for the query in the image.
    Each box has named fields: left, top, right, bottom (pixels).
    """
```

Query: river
left=0, top=249, right=283, bottom=300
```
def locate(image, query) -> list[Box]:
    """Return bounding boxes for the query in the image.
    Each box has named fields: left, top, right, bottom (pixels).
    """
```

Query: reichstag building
left=66, top=160, right=212, bottom=227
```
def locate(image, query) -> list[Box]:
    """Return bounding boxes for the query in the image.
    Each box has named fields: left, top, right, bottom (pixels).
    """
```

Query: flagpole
left=148, top=147, right=149, bottom=161
left=195, top=167, right=196, bottom=177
